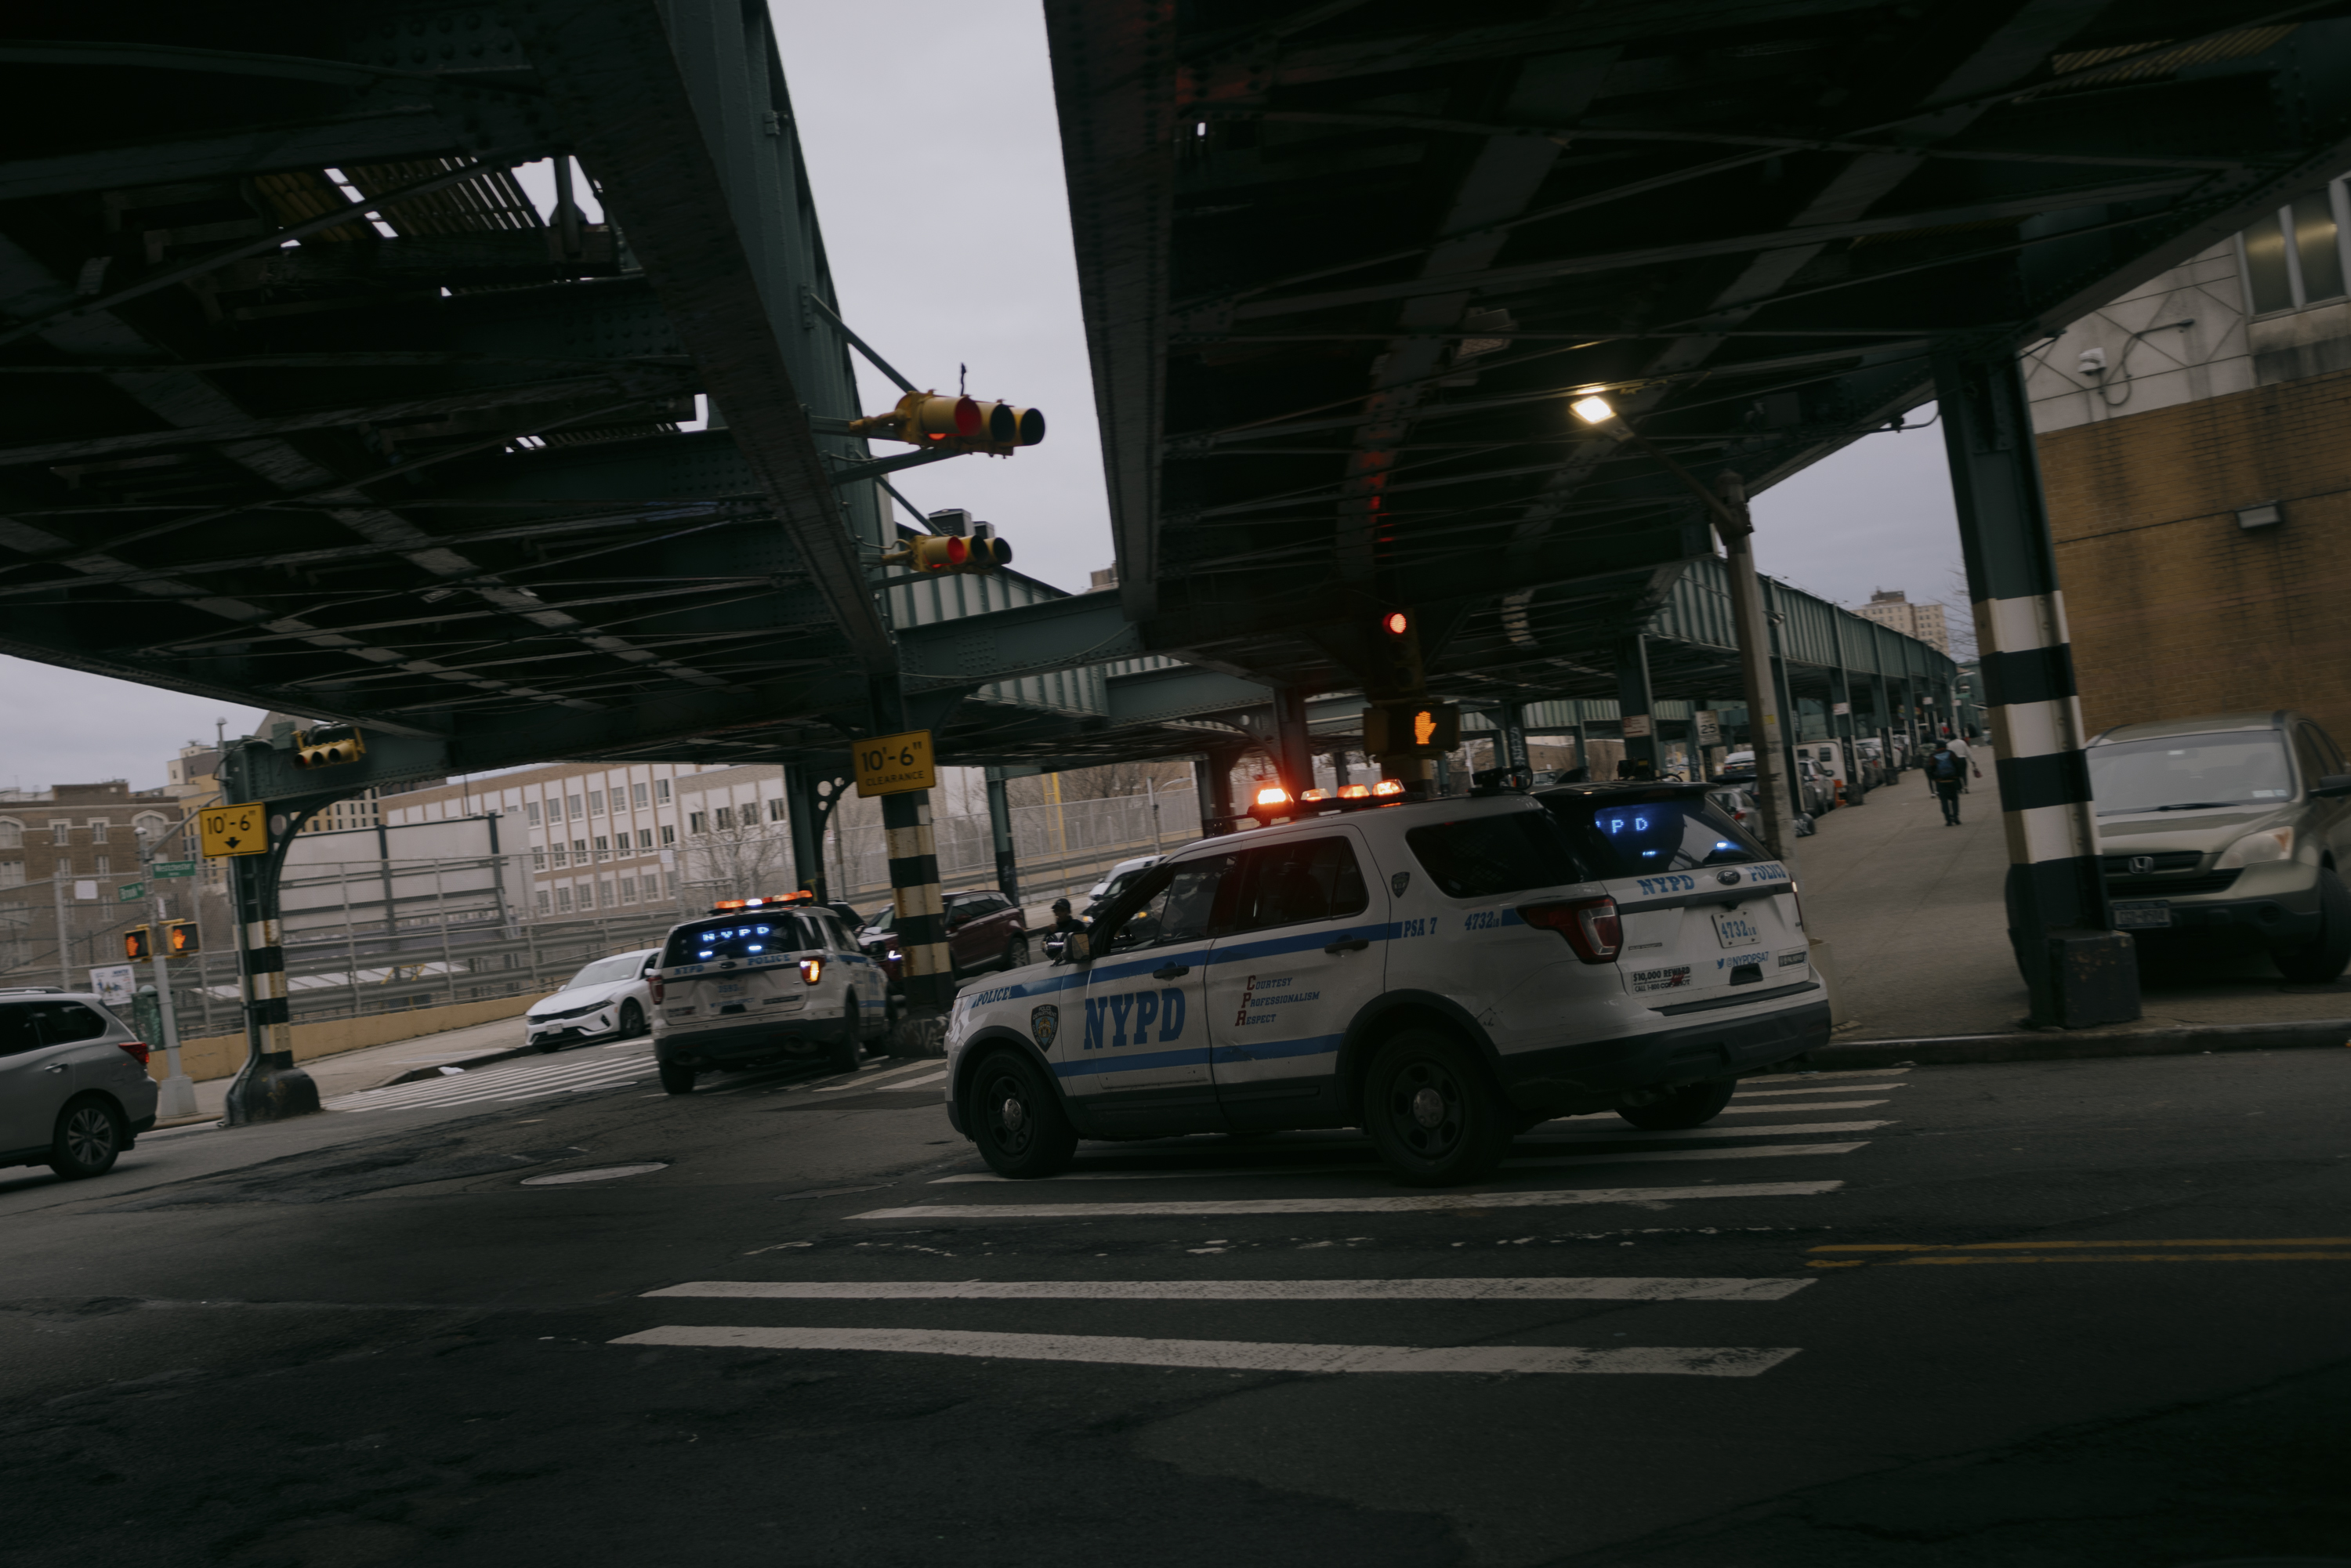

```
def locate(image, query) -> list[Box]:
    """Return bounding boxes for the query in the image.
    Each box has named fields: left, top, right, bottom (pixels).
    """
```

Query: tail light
left=118, top=1039, right=151, bottom=1067
left=650, top=976, right=665, bottom=1005
left=1519, top=896, right=1621, bottom=964
left=799, top=957, right=824, bottom=986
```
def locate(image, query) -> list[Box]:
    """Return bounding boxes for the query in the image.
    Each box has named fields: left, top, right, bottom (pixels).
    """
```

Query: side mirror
left=1065, top=931, right=1090, bottom=964
left=2315, top=774, right=2351, bottom=798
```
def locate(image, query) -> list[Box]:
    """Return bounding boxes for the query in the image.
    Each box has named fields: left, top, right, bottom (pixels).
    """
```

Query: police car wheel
left=1362, top=1029, right=1509, bottom=1186
left=966, top=1050, right=1076, bottom=1179
left=827, top=997, right=861, bottom=1074
left=658, top=1062, right=697, bottom=1095
left=1615, top=1079, right=1735, bottom=1130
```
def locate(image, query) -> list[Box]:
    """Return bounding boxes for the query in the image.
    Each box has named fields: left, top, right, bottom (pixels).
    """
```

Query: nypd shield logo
left=1030, top=1005, right=1060, bottom=1048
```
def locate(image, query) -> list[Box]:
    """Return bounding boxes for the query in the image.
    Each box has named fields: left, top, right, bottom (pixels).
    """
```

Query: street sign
left=1694, top=711, right=1722, bottom=744
left=1621, top=713, right=1654, bottom=739
left=117, top=881, right=147, bottom=904
left=854, top=730, right=937, bottom=797
left=89, top=964, right=136, bottom=1008
left=152, top=859, right=198, bottom=878
left=1832, top=701, right=1851, bottom=715
left=200, top=801, right=270, bottom=857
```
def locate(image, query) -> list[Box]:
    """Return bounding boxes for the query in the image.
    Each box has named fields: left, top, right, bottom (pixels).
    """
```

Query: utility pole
left=53, top=871, right=71, bottom=988
left=136, top=824, right=197, bottom=1119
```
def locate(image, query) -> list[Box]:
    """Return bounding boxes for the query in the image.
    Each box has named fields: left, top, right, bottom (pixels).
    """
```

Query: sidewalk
left=1797, top=763, right=2351, bottom=1039
left=165, top=1012, right=534, bottom=1126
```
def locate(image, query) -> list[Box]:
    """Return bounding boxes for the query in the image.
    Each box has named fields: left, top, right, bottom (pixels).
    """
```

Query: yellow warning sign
left=200, top=801, right=270, bottom=858
left=854, top=730, right=936, bottom=798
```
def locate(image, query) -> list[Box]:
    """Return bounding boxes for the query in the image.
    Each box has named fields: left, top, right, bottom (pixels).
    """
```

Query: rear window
left=1405, top=811, right=1588, bottom=898
left=1537, top=791, right=1766, bottom=878
left=0, top=1000, right=112, bottom=1054
left=662, top=916, right=813, bottom=965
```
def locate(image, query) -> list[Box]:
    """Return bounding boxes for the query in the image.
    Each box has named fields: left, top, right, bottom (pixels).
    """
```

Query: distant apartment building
left=1855, top=590, right=1951, bottom=656
left=0, top=780, right=183, bottom=890
left=2026, top=172, right=2351, bottom=739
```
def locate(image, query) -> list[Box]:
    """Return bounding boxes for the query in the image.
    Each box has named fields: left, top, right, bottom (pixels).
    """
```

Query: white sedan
left=524, top=948, right=660, bottom=1052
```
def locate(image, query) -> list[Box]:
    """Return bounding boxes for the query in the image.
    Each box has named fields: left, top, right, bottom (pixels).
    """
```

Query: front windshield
left=2088, top=734, right=2295, bottom=816
left=567, top=954, right=646, bottom=988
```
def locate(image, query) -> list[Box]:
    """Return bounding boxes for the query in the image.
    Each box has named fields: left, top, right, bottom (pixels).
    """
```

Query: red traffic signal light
left=125, top=925, right=152, bottom=961
left=882, top=528, right=1012, bottom=576
left=848, top=391, right=1045, bottom=453
left=1382, top=610, right=1409, bottom=636
left=165, top=921, right=200, bottom=957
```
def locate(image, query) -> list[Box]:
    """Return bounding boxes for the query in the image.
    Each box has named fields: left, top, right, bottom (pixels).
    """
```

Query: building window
left=568, top=794, right=584, bottom=818
left=0, top=820, right=20, bottom=849
left=556, top=885, right=573, bottom=913
left=573, top=839, right=588, bottom=864
left=638, top=828, right=654, bottom=849
left=535, top=889, right=551, bottom=915
left=49, top=820, right=71, bottom=844
left=94, top=855, right=109, bottom=875
left=620, top=875, right=638, bottom=904
left=714, top=806, right=735, bottom=831
left=0, top=862, right=22, bottom=887
left=89, top=820, right=108, bottom=844
left=2241, top=179, right=2351, bottom=314
left=526, top=801, right=542, bottom=827
left=689, top=811, right=708, bottom=835
left=655, top=779, right=671, bottom=802
left=593, top=835, right=609, bottom=860
left=660, top=824, right=676, bottom=846
left=589, top=791, right=604, bottom=816
left=632, top=782, right=649, bottom=807
left=533, top=849, right=547, bottom=871
left=766, top=797, right=787, bottom=822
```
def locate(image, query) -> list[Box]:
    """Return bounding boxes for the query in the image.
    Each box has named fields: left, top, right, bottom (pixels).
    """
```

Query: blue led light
left=755, top=925, right=770, bottom=934
left=1715, top=841, right=1737, bottom=851
left=748, top=944, right=764, bottom=953
left=1641, top=849, right=1661, bottom=856
left=697, top=949, right=712, bottom=958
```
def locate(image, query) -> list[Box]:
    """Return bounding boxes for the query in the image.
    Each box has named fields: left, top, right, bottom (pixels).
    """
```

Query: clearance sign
left=854, top=730, right=937, bottom=798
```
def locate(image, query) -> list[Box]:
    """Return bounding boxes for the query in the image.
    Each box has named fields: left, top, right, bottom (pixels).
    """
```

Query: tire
left=1616, top=1079, right=1737, bottom=1131
left=827, top=996, right=862, bottom=1074
left=658, top=1061, right=698, bottom=1095
left=534, top=1038, right=561, bottom=1054
left=49, top=1096, right=124, bottom=1179
left=2274, top=868, right=2351, bottom=983
left=1361, top=1028, right=1512, bottom=1186
left=965, top=1049, right=1077, bottom=1179
left=1001, top=933, right=1031, bottom=971
left=617, top=1000, right=645, bottom=1039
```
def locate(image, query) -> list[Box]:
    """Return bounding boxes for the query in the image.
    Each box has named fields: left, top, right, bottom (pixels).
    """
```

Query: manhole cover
left=521, top=1163, right=668, bottom=1186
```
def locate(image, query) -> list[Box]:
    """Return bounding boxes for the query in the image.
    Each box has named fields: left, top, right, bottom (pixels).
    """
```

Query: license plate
left=1711, top=907, right=1766, bottom=948
left=2111, top=900, right=2172, bottom=929
left=714, top=980, right=748, bottom=995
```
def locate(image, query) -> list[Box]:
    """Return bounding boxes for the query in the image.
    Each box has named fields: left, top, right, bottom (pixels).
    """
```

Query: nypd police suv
left=944, top=780, right=1828, bottom=1186
left=650, top=894, right=889, bottom=1095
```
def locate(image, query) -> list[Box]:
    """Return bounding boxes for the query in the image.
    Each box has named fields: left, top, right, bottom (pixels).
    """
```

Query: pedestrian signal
left=1362, top=702, right=1461, bottom=757
left=166, top=921, right=200, bottom=957
left=292, top=722, right=365, bottom=769
left=125, top=925, right=152, bottom=961
left=848, top=391, right=1045, bottom=454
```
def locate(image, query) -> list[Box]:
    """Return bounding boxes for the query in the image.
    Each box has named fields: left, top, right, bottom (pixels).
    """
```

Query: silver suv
left=2090, top=712, right=2351, bottom=981
left=0, top=989, right=161, bottom=1179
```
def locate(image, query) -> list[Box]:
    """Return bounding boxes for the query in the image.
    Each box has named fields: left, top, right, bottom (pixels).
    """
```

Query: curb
left=1806, top=1018, right=2351, bottom=1069
left=383, top=1044, right=541, bottom=1087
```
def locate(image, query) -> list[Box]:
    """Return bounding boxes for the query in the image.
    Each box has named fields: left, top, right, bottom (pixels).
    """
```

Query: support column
left=1766, top=582, right=1804, bottom=809
left=1614, top=636, right=1658, bottom=779
left=1936, top=349, right=2134, bottom=1027
left=882, top=791, right=953, bottom=1018
left=220, top=753, right=320, bottom=1124
left=1828, top=639, right=1860, bottom=806
left=783, top=762, right=834, bottom=905
left=1714, top=476, right=1799, bottom=859
left=1499, top=702, right=1531, bottom=777
left=984, top=766, right=1019, bottom=904
left=1271, top=686, right=1317, bottom=801
left=1195, top=748, right=1244, bottom=835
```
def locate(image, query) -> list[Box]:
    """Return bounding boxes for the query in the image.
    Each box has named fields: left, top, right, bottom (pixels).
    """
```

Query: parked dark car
left=861, top=888, right=1030, bottom=990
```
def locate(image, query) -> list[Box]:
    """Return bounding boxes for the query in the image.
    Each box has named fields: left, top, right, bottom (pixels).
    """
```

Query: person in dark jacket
left=1925, top=740, right=1969, bottom=824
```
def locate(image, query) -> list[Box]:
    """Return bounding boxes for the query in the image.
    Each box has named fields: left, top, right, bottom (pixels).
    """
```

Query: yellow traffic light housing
left=847, top=391, right=1045, bottom=454
left=125, top=925, right=152, bottom=961
left=879, top=527, right=1013, bottom=576
left=292, top=722, right=365, bottom=770
left=166, top=921, right=200, bottom=957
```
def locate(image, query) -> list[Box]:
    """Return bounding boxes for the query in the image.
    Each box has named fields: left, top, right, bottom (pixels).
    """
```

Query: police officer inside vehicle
left=1042, top=896, right=1089, bottom=959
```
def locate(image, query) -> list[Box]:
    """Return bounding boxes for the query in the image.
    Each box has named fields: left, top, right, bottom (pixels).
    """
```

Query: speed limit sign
left=853, top=730, right=937, bottom=798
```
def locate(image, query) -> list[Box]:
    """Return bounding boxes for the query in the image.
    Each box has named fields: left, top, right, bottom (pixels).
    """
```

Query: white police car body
left=943, top=782, right=1826, bottom=1185
left=650, top=896, right=889, bottom=1095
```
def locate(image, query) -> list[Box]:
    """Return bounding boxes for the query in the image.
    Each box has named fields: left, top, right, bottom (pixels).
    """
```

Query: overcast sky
left=0, top=4, right=1968, bottom=791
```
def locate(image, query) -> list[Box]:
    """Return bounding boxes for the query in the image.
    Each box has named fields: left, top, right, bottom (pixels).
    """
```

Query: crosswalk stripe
left=1717, top=1100, right=1886, bottom=1113
left=324, top=1049, right=654, bottom=1111
left=930, top=1142, right=1868, bottom=1184
left=1523, top=1119, right=1888, bottom=1140
left=1737, top=1083, right=1905, bottom=1097
left=609, top=1324, right=1802, bottom=1377
left=812, top=1060, right=941, bottom=1092
left=643, top=1276, right=1813, bottom=1302
left=848, top=1178, right=1842, bottom=1220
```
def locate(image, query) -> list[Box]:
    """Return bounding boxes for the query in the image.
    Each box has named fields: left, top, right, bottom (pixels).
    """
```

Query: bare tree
left=683, top=815, right=795, bottom=900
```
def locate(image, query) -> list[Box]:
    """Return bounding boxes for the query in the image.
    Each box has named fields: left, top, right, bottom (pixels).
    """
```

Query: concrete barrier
left=148, top=994, right=535, bottom=1085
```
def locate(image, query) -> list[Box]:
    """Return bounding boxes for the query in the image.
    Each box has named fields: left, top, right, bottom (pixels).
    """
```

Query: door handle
left=1324, top=938, right=1371, bottom=954
left=44, top=1063, right=71, bottom=1074
left=1151, top=964, right=1190, bottom=980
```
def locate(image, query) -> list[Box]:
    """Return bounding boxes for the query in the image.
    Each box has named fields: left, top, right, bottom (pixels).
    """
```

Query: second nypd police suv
left=943, top=780, right=1828, bottom=1185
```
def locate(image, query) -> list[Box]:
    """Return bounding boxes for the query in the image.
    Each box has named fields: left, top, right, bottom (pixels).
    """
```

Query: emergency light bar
left=709, top=893, right=814, bottom=914
left=1245, top=777, right=1414, bottom=823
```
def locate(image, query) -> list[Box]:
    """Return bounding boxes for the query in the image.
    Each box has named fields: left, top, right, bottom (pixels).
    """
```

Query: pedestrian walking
left=1946, top=733, right=1983, bottom=791
left=1925, top=738, right=1968, bottom=824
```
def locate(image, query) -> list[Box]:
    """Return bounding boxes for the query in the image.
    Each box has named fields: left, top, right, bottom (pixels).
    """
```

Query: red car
left=860, top=888, right=1030, bottom=989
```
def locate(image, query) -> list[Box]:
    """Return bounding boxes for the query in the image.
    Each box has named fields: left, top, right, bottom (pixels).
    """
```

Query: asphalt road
left=4, top=1044, right=2348, bottom=1568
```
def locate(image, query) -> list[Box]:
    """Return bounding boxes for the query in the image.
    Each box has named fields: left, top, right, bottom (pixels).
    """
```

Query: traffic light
left=848, top=390, right=1045, bottom=454
left=165, top=921, right=200, bottom=957
left=292, top=722, right=366, bottom=769
left=1362, top=701, right=1462, bottom=757
left=880, top=525, right=1012, bottom=576
left=125, top=925, right=152, bottom=961
left=1381, top=610, right=1410, bottom=637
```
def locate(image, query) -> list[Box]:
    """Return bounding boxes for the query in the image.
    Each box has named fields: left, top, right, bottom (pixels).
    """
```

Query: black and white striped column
left=220, top=788, right=322, bottom=1123
left=883, top=791, right=954, bottom=1018
left=1935, top=350, right=2134, bottom=1026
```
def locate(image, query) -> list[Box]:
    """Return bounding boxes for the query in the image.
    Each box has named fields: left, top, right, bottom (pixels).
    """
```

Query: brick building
left=1854, top=590, right=1951, bottom=657
left=2027, top=172, right=2351, bottom=742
